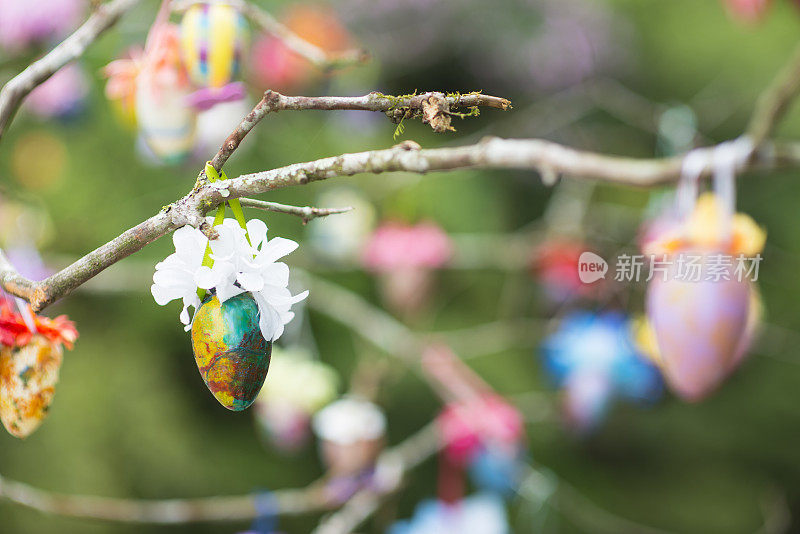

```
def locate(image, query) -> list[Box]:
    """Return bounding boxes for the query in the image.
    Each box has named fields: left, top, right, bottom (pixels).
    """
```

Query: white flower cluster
left=151, top=218, right=308, bottom=341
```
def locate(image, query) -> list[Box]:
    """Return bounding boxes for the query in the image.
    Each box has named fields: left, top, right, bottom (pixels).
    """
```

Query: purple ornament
left=646, top=258, right=751, bottom=401
left=0, top=0, right=85, bottom=53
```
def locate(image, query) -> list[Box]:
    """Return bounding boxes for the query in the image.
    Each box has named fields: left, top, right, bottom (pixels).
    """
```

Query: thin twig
left=303, top=272, right=420, bottom=362
left=312, top=423, right=440, bottom=534
left=747, top=42, right=800, bottom=147
left=0, top=0, right=140, bottom=140
left=236, top=0, right=369, bottom=70
left=239, top=198, right=353, bottom=223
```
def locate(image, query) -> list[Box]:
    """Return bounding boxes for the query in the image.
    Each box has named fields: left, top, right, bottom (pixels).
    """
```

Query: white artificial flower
left=151, top=217, right=308, bottom=341
left=312, top=397, right=386, bottom=445
left=151, top=225, right=207, bottom=327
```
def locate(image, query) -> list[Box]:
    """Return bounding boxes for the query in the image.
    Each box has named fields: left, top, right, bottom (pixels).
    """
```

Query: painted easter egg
left=135, top=68, right=197, bottom=164
left=180, top=2, right=247, bottom=89
left=646, top=260, right=751, bottom=401
left=0, top=335, right=62, bottom=438
left=191, top=293, right=272, bottom=411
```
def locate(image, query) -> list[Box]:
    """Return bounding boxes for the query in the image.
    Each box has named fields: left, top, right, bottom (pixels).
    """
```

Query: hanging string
left=676, top=148, right=706, bottom=219
left=144, top=0, right=174, bottom=54
left=711, top=137, right=753, bottom=242
left=14, top=298, right=37, bottom=334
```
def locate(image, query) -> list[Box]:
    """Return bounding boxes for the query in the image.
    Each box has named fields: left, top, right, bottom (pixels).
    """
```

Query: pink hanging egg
left=646, top=258, right=751, bottom=401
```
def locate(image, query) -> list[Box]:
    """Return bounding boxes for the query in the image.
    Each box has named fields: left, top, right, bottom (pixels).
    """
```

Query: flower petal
left=194, top=265, right=217, bottom=289
left=216, top=282, right=245, bottom=303
left=259, top=262, right=290, bottom=287
left=258, top=237, right=299, bottom=264
left=246, top=219, right=268, bottom=249
left=151, top=284, right=179, bottom=305
left=237, top=271, right=264, bottom=292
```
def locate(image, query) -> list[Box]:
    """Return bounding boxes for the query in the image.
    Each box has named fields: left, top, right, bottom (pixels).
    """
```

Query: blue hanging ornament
left=540, top=311, right=663, bottom=431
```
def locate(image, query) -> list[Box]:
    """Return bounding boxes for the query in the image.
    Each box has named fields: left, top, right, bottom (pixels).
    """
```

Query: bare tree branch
left=207, top=90, right=511, bottom=173
left=4, top=135, right=800, bottom=311
left=0, top=0, right=141, bottom=140
left=748, top=42, right=800, bottom=147
left=239, top=197, right=353, bottom=223
left=312, top=424, right=440, bottom=534
left=213, top=135, right=796, bottom=198
left=232, top=0, right=369, bottom=70
left=0, top=422, right=438, bottom=524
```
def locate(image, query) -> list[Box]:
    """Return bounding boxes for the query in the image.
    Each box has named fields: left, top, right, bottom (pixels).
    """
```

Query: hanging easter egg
left=135, top=68, right=197, bottom=164
left=561, top=371, right=613, bottom=431
left=312, top=397, right=386, bottom=478
left=0, top=335, right=63, bottom=438
left=308, top=187, right=376, bottom=262
left=540, top=311, right=663, bottom=431
left=730, top=286, right=762, bottom=370
left=723, top=0, right=771, bottom=23
left=180, top=2, right=247, bottom=89
left=646, top=259, right=751, bottom=401
left=362, top=221, right=453, bottom=318
left=0, top=0, right=84, bottom=54
left=191, top=293, right=272, bottom=411
left=194, top=97, right=252, bottom=155
left=135, top=22, right=197, bottom=164
left=253, top=346, right=339, bottom=452
left=389, top=493, right=510, bottom=534
left=27, top=63, right=89, bottom=121
left=468, top=446, right=525, bottom=497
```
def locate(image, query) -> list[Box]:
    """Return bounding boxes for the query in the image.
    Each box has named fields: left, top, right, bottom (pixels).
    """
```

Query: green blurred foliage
left=2, top=0, right=800, bottom=533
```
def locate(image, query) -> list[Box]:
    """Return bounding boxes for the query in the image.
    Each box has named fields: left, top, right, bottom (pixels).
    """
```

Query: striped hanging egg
left=646, top=256, right=751, bottom=401
left=191, top=293, right=271, bottom=411
left=0, top=335, right=63, bottom=438
left=180, top=2, right=247, bottom=89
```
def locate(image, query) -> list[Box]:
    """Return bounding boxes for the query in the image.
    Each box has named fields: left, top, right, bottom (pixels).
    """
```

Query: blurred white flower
left=151, top=218, right=308, bottom=341
left=257, top=347, right=339, bottom=413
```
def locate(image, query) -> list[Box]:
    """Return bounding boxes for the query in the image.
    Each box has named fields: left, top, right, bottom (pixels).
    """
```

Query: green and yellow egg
left=191, top=293, right=271, bottom=411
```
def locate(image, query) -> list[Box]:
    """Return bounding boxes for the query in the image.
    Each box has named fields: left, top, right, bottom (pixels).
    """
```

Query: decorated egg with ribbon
left=180, top=2, right=247, bottom=89
left=136, top=70, right=197, bottom=163
left=0, top=301, right=77, bottom=438
left=647, top=262, right=751, bottom=401
left=191, top=293, right=272, bottom=411
left=643, top=145, right=766, bottom=400
left=0, top=335, right=63, bottom=438
left=135, top=23, right=197, bottom=163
